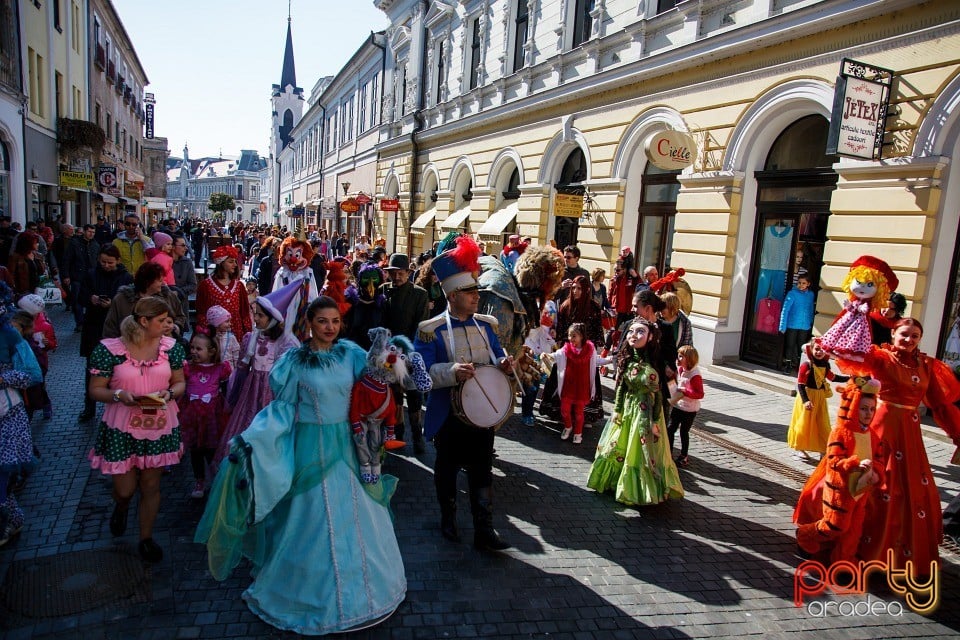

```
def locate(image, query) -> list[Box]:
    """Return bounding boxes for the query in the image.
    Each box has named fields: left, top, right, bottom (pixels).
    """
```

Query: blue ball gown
left=195, top=339, right=406, bottom=635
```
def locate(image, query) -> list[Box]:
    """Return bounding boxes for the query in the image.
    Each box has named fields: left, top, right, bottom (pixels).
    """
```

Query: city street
left=0, top=307, right=958, bottom=640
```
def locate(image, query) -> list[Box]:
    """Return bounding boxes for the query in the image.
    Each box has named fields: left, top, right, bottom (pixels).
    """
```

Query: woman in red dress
left=195, top=246, right=252, bottom=340
left=835, top=318, right=960, bottom=571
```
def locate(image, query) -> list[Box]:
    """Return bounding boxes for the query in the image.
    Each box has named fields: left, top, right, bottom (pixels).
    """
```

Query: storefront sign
left=341, top=198, right=360, bottom=213
left=291, top=206, right=305, bottom=218
left=379, top=198, right=399, bottom=212
left=554, top=187, right=585, bottom=219
left=59, top=170, right=94, bottom=190
left=827, top=58, right=893, bottom=160
left=144, top=93, right=156, bottom=140
left=355, top=193, right=372, bottom=205
left=644, top=130, right=697, bottom=170
left=98, top=165, right=117, bottom=190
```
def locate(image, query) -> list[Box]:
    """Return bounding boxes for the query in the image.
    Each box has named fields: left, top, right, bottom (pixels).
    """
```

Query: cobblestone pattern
left=1, top=307, right=958, bottom=639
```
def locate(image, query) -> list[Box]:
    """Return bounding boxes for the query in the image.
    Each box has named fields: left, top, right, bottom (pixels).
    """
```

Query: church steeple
left=280, top=13, right=297, bottom=91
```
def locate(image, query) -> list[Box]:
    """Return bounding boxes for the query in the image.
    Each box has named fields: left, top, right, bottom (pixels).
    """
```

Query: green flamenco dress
left=587, top=352, right=684, bottom=506
left=195, top=340, right=406, bottom=635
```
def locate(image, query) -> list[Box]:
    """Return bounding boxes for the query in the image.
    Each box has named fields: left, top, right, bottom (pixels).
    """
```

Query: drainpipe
left=16, top=0, right=28, bottom=226
left=370, top=32, right=393, bottom=252
left=405, top=0, right=430, bottom=255
left=318, top=103, right=326, bottom=233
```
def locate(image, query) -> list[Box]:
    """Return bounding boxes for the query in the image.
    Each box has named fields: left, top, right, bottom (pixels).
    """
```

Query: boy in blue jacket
left=779, top=275, right=815, bottom=373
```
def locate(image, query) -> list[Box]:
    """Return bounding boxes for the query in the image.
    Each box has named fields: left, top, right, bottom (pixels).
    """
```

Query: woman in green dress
left=588, top=319, right=684, bottom=506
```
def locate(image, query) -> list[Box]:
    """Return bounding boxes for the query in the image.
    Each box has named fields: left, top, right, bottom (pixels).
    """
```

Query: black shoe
left=78, top=409, right=95, bottom=422
left=474, top=528, right=511, bottom=552
left=414, top=438, right=426, bottom=455
left=441, top=520, right=461, bottom=543
left=138, top=538, right=163, bottom=563
left=109, top=503, right=129, bottom=537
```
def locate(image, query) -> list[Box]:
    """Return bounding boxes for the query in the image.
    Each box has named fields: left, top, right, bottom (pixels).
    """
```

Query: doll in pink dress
left=818, top=256, right=898, bottom=358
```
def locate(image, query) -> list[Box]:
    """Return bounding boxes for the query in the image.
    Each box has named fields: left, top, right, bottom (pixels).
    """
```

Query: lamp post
left=341, top=181, right=350, bottom=237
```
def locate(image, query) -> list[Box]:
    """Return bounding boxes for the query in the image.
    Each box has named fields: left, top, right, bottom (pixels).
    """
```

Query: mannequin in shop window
left=754, top=220, right=793, bottom=317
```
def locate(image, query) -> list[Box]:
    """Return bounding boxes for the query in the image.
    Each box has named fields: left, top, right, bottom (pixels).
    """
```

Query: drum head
left=458, top=366, right=513, bottom=428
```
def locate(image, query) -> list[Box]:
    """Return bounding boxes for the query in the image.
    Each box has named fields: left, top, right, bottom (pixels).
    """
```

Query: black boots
left=410, top=411, right=426, bottom=454
left=440, top=499, right=460, bottom=542
left=471, top=487, right=510, bottom=552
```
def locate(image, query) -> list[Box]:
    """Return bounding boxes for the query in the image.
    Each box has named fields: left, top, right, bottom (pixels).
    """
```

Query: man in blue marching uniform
left=414, top=235, right=515, bottom=551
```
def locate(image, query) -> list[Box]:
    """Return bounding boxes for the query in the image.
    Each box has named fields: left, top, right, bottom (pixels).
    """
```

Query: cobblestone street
left=1, top=308, right=958, bottom=639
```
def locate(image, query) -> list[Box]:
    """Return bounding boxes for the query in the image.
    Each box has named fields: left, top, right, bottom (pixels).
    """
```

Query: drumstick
left=461, top=357, right=498, bottom=411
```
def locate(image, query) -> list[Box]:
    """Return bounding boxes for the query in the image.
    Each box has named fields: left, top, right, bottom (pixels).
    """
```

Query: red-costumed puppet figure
left=271, top=236, right=318, bottom=342
left=818, top=256, right=898, bottom=358
left=321, top=259, right=352, bottom=318
left=793, top=376, right=886, bottom=564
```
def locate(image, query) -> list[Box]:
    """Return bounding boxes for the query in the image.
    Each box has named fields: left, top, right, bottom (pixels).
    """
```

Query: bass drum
left=451, top=365, right=514, bottom=429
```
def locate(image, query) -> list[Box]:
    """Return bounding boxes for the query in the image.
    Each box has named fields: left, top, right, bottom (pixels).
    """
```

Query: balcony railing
left=94, top=44, right=106, bottom=70
left=57, top=118, right=106, bottom=153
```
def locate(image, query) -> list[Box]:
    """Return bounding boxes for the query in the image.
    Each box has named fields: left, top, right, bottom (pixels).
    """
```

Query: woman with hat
left=213, top=281, right=302, bottom=465
left=195, top=245, right=252, bottom=340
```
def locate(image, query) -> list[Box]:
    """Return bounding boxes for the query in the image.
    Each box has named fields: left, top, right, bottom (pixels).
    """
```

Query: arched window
left=0, top=141, right=10, bottom=218
left=554, top=147, right=587, bottom=249
left=636, top=162, right=680, bottom=275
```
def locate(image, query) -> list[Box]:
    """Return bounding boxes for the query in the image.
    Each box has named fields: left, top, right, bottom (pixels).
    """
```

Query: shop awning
left=476, top=202, right=519, bottom=239
left=96, top=193, right=119, bottom=204
left=410, top=207, right=438, bottom=233
left=439, top=207, right=472, bottom=232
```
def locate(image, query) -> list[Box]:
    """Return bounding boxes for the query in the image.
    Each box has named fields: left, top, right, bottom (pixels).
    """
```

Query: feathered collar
left=289, top=339, right=361, bottom=369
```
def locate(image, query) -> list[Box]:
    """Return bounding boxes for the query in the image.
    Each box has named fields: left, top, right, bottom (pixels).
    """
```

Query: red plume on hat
left=850, top=255, right=898, bottom=291
left=448, top=234, right=481, bottom=274
left=649, top=267, right=686, bottom=293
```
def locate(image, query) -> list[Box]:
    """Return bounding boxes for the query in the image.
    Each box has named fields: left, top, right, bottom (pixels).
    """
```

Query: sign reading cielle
left=644, top=130, right=697, bottom=170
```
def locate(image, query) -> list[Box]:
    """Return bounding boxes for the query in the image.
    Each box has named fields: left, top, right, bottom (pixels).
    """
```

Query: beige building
left=372, top=0, right=960, bottom=368
left=88, top=0, right=147, bottom=224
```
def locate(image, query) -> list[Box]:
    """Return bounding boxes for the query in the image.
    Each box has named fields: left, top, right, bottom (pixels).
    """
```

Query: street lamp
left=341, top=181, right=350, bottom=196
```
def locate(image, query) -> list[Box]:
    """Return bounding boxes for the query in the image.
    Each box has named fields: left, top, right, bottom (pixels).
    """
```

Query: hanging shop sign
left=827, top=58, right=893, bottom=160
left=644, top=130, right=697, bottom=171
left=355, top=193, right=372, bottom=205
left=97, top=165, right=121, bottom=196
left=379, top=198, right=399, bottom=212
left=554, top=186, right=585, bottom=219
left=341, top=198, right=360, bottom=213
left=291, top=206, right=305, bottom=218
left=59, top=170, right=94, bottom=190
left=144, top=93, right=156, bottom=140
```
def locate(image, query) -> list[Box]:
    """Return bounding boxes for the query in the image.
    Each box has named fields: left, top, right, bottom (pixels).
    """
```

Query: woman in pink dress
left=87, top=297, right=187, bottom=563
left=195, top=245, right=252, bottom=340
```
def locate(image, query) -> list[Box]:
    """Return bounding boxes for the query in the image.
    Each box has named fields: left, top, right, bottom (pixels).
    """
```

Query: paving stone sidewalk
left=0, top=306, right=958, bottom=639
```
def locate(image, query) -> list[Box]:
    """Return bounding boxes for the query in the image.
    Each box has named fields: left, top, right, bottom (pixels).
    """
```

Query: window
left=435, top=41, right=445, bottom=101
left=95, top=102, right=101, bottom=128
left=397, top=62, right=407, bottom=116
left=71, top=2, right=81, bottom=52
left=237, top=184, right=243, bottom=200
left=55, top=71, right=64, bottom=119
left=370, top=73, right=379, bottom=127
left=657, top=0, right=679, bottom=13
left=53, top=0, right=61, bottom=32
left=72, top=85, right=81, bottom=118
left=0, top=142, right=10, bottom=219
left=341, top=96, right=354, bottom=143
left=512, top=1, right=529, bottom=73
left=572, top=0, right=595, bottom=48
left=324, top=115, right=333, bottom=153
left=28, top=48, right=44, bottom=117
left=106, top=112, right=112, bottom=141
left=468, top=17, right=481, bottom=90
left=94, top=16, right=100, bottom=45
left=636, top=163, right=680, bottom=277
left=358, top=83, right=368, bottom=133
left=115, top=121, right=120, bottom=146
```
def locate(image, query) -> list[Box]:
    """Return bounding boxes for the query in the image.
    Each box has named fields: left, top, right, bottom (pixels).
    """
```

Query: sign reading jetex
left=827, top=58, right=893, bottom=160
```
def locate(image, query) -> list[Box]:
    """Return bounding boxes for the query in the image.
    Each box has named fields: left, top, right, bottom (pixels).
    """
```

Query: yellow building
left=373, top=0, right=960, bottom=368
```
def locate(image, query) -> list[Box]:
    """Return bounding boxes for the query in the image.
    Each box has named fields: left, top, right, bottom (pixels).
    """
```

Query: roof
left=280, top=19, right=298, bottom=91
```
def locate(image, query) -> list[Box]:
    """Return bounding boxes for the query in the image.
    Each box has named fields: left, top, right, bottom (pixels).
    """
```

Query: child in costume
left=587, top=319, right=684, bottom=505
left=344, top=263, right=386, bottom=350
left=350, top=327, right=432, bottom=484
left=667, top=345, right=704, bottom=467
left=179, top=332, right=231, bottom=498
left=779, top=274, right=815, bottom=373
left=521, top=312, right=556, bottom=427
left=14, top=294, right=56, bottom=419
left=818, top=255, right=897, bottom=358
left=205, top=305, right=240, bottom=371
left=214, top=282, right=302, bottom=466
left=794, top=376, right=884, bottom=563
left=548, top=323, right=612, bottom=444
left=787, top=340, right=849, bottom=458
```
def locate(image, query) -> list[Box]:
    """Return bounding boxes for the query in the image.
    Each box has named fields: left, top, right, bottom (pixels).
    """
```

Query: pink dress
left=819, top=299, right=872, bottom=355
left=178, top=361, right=232, bottom=450
left=88, top=337, right=185, bottom=474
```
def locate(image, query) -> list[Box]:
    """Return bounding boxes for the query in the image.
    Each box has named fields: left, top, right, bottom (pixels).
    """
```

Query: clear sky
left=112, top=0, right=389, bottom=160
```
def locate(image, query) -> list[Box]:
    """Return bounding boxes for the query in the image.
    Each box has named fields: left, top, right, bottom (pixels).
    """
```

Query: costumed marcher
left=380, top=253, right=430, bottom=453
left=521, top=312, right=556, bottom=427
left=0, top=283, right=43, bottom=547
left=587, top=319, right=684, bottom=506
left=793, top=376, right=884, bottom=564
left=413, top=234, right=517, bottom=551
left=271, top=236, right=319, bottom=342
left=543, top=322, right=612, bottom=444
left=195, top=245, right=252, bottom=341
left=350, top=327, right=433, bottom=483
left=786, top=340, right=849, bottom=458
left=500, top=234, right=528, bottom=272
left=214, top=281, right=302, bottom=466
left=818, top=255, right=897, bottom=358
left=344, top=263, right=386, bottom=350
left=205, top=305, right=241, bottom=371
left=15, top=293, right=56, bottom=419
left=195, top=296, right=406, bottom=634
left=833, top=318, right=960, bottom=571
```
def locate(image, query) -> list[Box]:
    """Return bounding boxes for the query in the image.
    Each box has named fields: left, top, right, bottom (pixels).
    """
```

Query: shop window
left=636, top=163, right=680, bottom=276
left=940, top=236, right=960, bottom=372
left=741, top=115, right=838, bottom=370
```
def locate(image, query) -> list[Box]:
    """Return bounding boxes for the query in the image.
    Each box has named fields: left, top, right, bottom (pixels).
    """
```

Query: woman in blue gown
left=196, top=296, right=406, bottom=635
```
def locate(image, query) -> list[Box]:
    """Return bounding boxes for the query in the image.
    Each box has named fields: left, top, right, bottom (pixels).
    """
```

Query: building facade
left=0, top=0, right=25, bottom=224
left=269, top=16, right=304, bottom=228
left=368, top=0, right=960, bottom=367
left=87, top=0, right=147, bottom=225
left=141, top=133, right=167, bottom=220
left=166, top=146, right=268, bottom=222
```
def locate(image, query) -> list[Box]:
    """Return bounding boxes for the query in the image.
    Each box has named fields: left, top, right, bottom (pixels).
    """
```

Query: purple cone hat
left=256, top=280, right=303, bottom=324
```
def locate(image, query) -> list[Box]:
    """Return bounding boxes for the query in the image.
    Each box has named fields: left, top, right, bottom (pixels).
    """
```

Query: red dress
left=836, top=346, right=960, bottom=569
left=195, top=276, right=252, bottom=340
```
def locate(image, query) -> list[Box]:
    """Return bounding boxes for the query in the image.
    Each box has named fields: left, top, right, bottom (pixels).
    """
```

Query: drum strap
left=444, top=311, right=499, bottom=368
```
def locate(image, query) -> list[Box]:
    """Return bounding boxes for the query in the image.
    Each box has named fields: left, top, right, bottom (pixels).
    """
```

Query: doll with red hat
left=818, top=255, right=899, bottom=358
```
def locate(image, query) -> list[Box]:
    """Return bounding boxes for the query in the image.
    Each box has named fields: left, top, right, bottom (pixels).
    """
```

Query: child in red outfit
left=667, top=345, right=704, bottom=466
left=550, top=323, right=612, bottom=444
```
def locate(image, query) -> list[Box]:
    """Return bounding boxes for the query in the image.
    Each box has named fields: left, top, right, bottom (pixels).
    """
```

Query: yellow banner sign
left=59, top=171, right=94, bottom=190
left=554, top=192, right=584, bottom=218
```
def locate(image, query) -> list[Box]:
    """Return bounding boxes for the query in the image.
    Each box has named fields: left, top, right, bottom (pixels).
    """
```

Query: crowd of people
left=0, top=213, right=957, bottom=633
